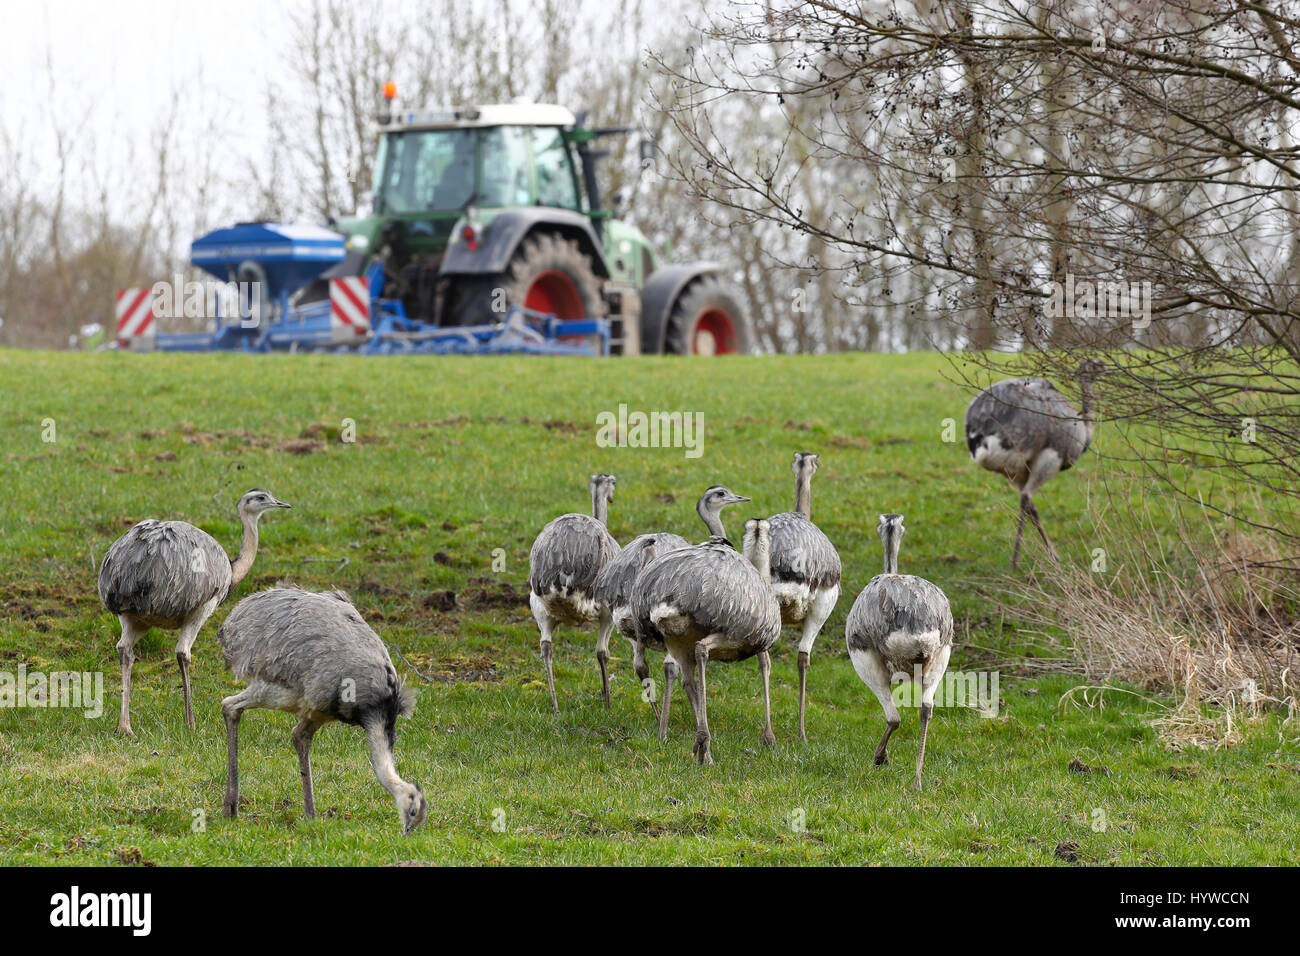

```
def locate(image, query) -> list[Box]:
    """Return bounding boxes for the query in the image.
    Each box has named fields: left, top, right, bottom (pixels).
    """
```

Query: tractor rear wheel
left=663, top=275, right=752, bottom=355
left=446, top=232, right=604, bottom=326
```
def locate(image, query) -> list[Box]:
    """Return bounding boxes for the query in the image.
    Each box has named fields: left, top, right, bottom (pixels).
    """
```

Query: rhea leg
left=758, top=650, right=775, bottom=747
left=658, top=655, right=677, bottom=742
left=1011, top=503, right=1028, bottom=569
left=1022, top=494, right=1057, bottom=559
left=795, top=588, right=837, bottom=741
left=221, top=688, right=257, bottom=817
left=175, top=603, right=214, bottom=729
left=851, top=647, right=900, bottom=766
left=115, top=616, right=143, bottom=736
left=291, top=717, right=321, bottom=818
left=595, top=607, right=614, bottom=708
left=530, top=594, right=560, bottom=714
left=1019, top=453, right=1062, bottom=563
left=678, top=645, right=712, bottom=765
left=629, top=639, right=659, bottom=720
left=912, top=646, right=952, bottom=792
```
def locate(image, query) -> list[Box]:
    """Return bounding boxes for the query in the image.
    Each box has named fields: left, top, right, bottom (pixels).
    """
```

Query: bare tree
left=657, top=0, right=1300, bottom=543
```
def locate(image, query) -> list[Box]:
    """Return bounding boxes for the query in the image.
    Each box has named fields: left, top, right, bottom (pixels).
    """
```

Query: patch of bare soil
left=521, top=416, right=582, bottom=434
left=422, top=590, right=457, bottom=612
left=462, top=578, right=528, bottom=610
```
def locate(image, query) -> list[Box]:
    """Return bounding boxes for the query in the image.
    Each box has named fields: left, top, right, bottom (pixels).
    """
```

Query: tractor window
left=532, top=127, right=579, bottom=210
left=478, top=126, right=533, bottom=207
left=377, top=129, right=477, bottom=213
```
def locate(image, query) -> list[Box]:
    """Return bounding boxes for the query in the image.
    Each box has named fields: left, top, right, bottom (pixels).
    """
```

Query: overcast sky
left=1, top=0, right=284, bottom=133
left=1, top=0, right=301, bottom=213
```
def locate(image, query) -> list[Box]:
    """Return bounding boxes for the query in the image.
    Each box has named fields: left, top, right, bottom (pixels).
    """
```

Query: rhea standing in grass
left=964, top=360, right=1103, bottom=568
left=97, top=489, right=291, bottom=735
left=217, top=586, right=428, bottom=835
left=766, top=452, right=841, bottom=740
left=845, top=514, right=953, bottom=791
left=633, top=516, right=781, bottom=764
left=528, top=474, right=621, bottom=712
left=592, top=485, right=749, bottom=735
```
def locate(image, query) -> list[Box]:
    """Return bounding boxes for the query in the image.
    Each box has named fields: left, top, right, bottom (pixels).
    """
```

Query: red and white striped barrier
left=115, top=288, right=155, bottom=347
left=330, top=277, right=370, bottom=339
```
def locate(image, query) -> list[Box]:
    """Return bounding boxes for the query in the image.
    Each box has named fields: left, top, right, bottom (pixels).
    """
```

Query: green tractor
left=316, top=102, right=753, bottom=355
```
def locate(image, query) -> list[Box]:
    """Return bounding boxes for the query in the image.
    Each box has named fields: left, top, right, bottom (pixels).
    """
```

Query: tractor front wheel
left=663, top=275, right=752, bottom=355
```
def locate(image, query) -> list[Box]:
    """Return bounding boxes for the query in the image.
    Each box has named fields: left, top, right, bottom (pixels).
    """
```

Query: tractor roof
left=381, top=104, right=577, bottom=132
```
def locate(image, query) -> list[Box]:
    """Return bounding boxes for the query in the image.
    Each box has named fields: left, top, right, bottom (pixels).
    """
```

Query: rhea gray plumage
left=216, top=586, right=428, bottom=835
left=592, top=485, right=747, bottom=736
left=97, top=488, right=290, bottom=735
left=528, top=473, right=621, bottom=712
left=631, top=517, right=781, bottom=764
left=766, top=452, right=842, bottom=741
left=964, top=360, right=1102, bottom=567
left=845, top=514, right=953, bottom=791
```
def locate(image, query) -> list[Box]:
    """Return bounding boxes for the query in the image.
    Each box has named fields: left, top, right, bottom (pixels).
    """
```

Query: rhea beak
left=272, top=499, right=292, bottom=509
left=728, top=494, right=751, bottom=505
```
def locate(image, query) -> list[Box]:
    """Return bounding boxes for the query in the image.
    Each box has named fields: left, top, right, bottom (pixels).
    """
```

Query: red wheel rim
left=524, top=270, right=585, bottom=319
left=693, top=308, right=738, bottom=355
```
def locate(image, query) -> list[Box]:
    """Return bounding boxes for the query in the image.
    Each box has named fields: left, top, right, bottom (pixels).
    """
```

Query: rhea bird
left=528, top=473, right=621, bottom=712
left=845, top=514, right=953, bottom=791
left=217, top=586, right=428, bottom=835
left=592, top=485, right=749, bottom=737
left=97, top=488, right=290, bottom=735
left=964, top=360, right=1103, bottom=568
left=632, top=516, right=782, bottom=764
left=766, top=452, right=841, bottom=740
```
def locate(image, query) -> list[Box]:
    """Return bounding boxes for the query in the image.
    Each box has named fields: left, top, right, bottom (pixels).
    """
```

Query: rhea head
left=236, top=489, right=292, bottom=519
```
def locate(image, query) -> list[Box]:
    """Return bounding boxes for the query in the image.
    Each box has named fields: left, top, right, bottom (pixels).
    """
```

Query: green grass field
left=0, top=350, right=1295, bottom=865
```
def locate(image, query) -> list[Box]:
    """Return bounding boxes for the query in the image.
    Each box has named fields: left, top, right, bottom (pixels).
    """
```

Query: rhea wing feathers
left=97, top=520, right=232, bottom=624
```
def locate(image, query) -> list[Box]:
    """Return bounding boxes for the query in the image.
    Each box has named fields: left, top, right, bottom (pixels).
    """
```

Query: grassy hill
left=0, top=350, right=1295, bottom=865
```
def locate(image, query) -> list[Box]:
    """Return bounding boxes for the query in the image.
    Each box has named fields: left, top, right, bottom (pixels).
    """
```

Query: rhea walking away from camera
left=766, top=452, right=841, bottom=740
left=846, top=514, right=953, bottom=791
left=632, top=516, right=781, bottom=764
left=592, top=485, right=748, bottom=734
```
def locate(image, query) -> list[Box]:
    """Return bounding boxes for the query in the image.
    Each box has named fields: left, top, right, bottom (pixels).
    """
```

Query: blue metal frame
left=131, top=223, right=610, bottom=356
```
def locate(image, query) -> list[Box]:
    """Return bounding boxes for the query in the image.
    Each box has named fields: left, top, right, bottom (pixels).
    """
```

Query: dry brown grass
left=1003, top=492, right=1300, bottom=748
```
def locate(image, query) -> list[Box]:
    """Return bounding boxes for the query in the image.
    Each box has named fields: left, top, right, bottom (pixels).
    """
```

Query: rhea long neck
left=794, top=470, right=812, bottom=519
left=229, top=511, right=261, bottom=586
left=365, top=722, right=412, bottom=798
left=881, top=531, right=901, bottom=575
left=591, top=488, right=609, bottom=526
left=699, top=499, right=726, bottom=539
left=744, top=529, right=772, bottom=583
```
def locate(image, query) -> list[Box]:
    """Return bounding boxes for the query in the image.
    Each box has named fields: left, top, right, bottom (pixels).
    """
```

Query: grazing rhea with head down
left=631, top=514, right=781, bottom=765
left=964, top=360, right=1103, bottom=568
left=97, top=488, right=290, bottom=735
left=528, top=474, right=621, bottom=712
left=592, top=485, right=748, bottom=737
left=766, top=452, right=842, bottom=741
left=217, top=586, right=428, bottom=835
left=845, top=514, right=953, bottom=791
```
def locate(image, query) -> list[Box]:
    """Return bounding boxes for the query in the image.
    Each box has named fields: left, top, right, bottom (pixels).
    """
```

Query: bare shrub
left=1004, top=487, right=1299, bottom=747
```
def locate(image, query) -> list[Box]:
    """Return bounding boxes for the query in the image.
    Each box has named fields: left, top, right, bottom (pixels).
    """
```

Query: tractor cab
left=373, top=105, right=582, bottom=217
